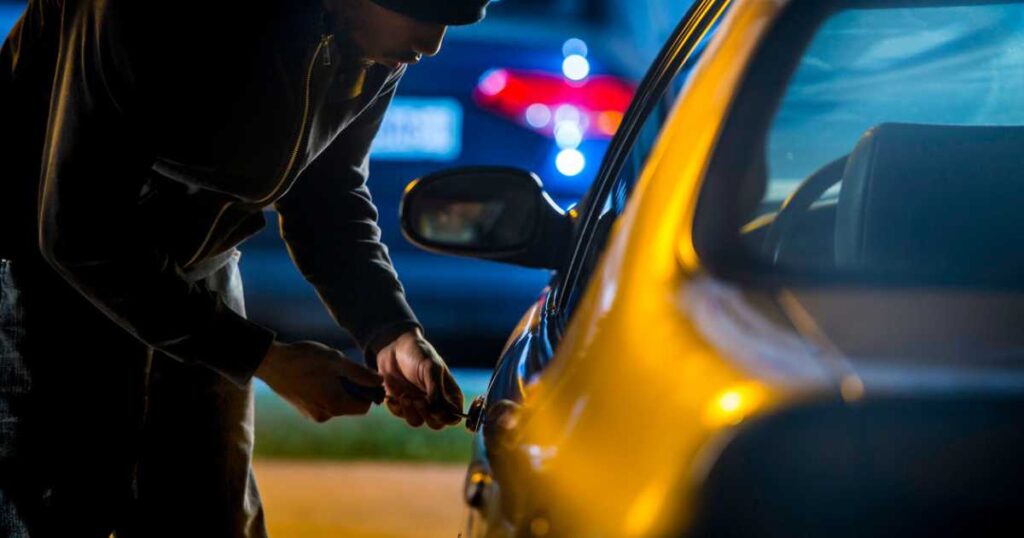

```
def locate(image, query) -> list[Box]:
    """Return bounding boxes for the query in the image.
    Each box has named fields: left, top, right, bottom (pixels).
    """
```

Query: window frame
left=549, top=0, right=735, bottom=326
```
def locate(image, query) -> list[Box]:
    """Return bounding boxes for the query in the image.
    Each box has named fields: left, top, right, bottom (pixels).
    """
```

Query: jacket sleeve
left=274, top=71, right=421, bottom=366
left=38, top=1, right=275, bottom=387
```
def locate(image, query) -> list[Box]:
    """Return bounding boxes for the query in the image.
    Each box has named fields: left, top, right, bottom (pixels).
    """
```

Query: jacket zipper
left=185, top=35, right=329, bottom=267
left=258, top=33, right=329, bottom=205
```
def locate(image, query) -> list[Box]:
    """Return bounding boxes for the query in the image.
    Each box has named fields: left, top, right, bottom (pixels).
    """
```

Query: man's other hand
left=256, top=340, right=383, bottom=422
left=376, top=329, right=464, bottom=429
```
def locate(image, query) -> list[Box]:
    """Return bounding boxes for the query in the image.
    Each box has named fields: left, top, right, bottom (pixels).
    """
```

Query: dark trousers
left=0, top=255, right=267, bottom=538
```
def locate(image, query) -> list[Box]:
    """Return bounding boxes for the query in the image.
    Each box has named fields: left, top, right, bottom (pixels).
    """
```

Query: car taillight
left=474, top=38, right=635, bottom=180
left=474, top=68, right=634, bottom=141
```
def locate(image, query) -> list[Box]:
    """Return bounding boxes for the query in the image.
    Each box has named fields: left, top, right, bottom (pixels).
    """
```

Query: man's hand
left=256, top=340, right=383, bottom=422
left=376, top=329, right=464, bottom=429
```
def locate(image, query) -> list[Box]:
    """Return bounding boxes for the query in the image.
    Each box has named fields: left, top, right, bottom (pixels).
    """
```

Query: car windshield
left=722, top=2, right=1024, bottom=287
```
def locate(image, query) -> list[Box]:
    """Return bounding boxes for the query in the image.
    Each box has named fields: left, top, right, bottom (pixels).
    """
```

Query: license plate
left=371, top=97, right=463, bottom=162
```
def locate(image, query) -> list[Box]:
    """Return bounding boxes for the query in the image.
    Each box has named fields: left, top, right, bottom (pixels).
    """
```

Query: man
left=0, top=0, right=489, bottom=536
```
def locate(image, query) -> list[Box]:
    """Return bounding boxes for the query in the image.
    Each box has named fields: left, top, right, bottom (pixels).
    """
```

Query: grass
left=253, top=370, right=488, bottom=462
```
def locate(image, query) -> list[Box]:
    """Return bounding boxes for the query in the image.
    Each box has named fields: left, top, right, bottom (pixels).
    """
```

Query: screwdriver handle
left=339, top=377, right=386, bottom=404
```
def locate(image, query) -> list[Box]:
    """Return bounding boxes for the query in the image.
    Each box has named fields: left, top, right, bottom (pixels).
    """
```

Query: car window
left=697, top=1, right=1024, bottom=287
left=764, top=4, right=1024, bottom=204
left=560, top=3, right=729, bottom=317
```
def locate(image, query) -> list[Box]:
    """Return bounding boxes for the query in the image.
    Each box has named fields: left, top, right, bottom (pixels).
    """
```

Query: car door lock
left=464, top=395, right=486, bottom=432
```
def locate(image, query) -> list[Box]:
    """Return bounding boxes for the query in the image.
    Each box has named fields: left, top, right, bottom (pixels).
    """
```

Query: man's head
left=326, top=0, right=489, bottom=69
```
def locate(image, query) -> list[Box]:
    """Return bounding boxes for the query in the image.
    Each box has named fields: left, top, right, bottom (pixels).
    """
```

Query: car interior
left=741, top=122, right=1024, bottom=284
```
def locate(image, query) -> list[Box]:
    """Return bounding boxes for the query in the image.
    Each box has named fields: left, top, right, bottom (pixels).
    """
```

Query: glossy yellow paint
left=511, top=1, right=823, bottom=536
left=703, top=381, right=771, bottom=428
left=402, top=177, right=421, bottom=195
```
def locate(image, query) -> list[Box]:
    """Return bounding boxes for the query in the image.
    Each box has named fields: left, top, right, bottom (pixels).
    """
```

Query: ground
left=251, top=371, right=489, bottom=537
left=255, top=460, right=467, bottom=538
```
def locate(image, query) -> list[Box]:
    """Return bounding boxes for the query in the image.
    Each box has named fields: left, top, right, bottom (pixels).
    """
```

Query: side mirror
left=400, top=166, right=573, bottom=269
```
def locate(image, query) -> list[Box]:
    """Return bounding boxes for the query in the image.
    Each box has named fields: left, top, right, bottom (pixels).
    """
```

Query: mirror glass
left=406, top=171, right=541, bottom=252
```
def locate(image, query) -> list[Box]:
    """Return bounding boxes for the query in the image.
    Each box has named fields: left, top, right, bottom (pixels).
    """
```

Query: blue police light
left=556, top=148, right=586, bottom=177
left=562, top=54, right=590, bottom=81
left=554, top=104, right=582, bottom=125
left=554, top=121, right=584, bottom=149
left=525, top=103, right=552, bottom=129
left=562, top=38, right=589, bottom=58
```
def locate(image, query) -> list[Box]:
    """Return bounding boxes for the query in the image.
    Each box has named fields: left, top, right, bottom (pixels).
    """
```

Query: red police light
left=474, top=68, right=634, bottom=141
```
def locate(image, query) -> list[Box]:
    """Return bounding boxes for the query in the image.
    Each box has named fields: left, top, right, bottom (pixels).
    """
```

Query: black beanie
left=368, top=0, right=489, bottom=25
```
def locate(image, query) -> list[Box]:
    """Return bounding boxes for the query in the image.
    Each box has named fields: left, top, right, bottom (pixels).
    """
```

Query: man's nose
left=414, top=25, right=447, bottom=57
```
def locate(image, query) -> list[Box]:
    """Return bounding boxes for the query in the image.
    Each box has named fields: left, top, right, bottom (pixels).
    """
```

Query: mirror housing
left=400, top=166, right=572, bottom=269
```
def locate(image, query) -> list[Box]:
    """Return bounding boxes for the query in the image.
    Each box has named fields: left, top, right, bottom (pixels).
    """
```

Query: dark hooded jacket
left=0, top=0, right=420, bottom=385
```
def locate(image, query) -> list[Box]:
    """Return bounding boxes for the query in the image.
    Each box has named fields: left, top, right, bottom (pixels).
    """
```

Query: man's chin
left=373, top=59, right=403, bottom=69
left=369, top=54, right=421, bottom=69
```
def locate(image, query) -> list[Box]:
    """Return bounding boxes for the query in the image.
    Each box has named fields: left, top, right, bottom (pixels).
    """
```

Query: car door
left=462, top=1, right=733, bottom=535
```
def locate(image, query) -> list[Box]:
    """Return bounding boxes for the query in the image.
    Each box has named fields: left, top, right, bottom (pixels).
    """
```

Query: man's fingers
left=383, top=368, right=421, bottom=398
left=332, top=400, right=371, bottom=417
left=399, top=405, right=423, bottom=426
left=432, top=408, right=463, bottom=426
left=386, top=396, right=406, bottom=419
left=403, top=400, right=426, bottom=427
left=323, top=382, right=373, bottom=416
left=416, top=392, right=454, bottom=430
left=441, top=369, right=465, bottom=409
left=338, top=356, right=384, bottom=387
left=424, top=362, right=463, bottom=415
left=420, top=360, right=443, bottom=399
left=338, top=377, right=384, bottom=405
left=375, top=333, right=466, bottom=428
left=262, top=340, right=387, bottom=421
left=424, top=415, right=445, bottom=430
left=294, top=398, right=334, bottom=423
left=417, top=361, right=464, bottom=427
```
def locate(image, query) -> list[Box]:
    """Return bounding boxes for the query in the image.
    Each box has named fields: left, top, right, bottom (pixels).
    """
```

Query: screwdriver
left=339, top=377, right=469, bottom=418
left=384, top=395, right=470, bottom=419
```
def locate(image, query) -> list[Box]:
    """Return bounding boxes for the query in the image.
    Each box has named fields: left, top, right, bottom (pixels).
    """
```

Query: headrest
left=835, top=123, right=1024, bottom=282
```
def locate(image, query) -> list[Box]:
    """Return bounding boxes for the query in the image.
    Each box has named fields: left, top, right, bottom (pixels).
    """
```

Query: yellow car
left=401, top=0, right=1024, bottom=536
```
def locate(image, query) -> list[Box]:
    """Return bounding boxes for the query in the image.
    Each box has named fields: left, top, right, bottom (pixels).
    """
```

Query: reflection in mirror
left=417, top=199, right=507, bottom=246
left=407, top=171, right=540, bottom=252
